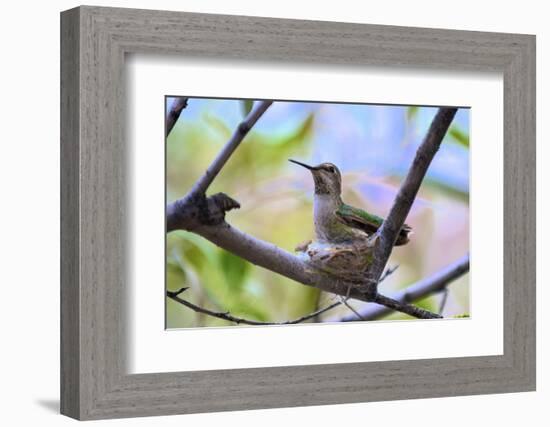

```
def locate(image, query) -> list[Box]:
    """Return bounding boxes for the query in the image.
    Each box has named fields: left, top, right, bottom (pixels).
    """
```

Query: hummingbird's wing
left=336, top=203, right=412, bottom=246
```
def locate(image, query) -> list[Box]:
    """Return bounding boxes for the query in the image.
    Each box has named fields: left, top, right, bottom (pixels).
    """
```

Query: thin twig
left=312, top=290, right=323, bottom=323
left=379, top=265, right=399, bottom=283
left=366, top=108, right=458, bottom=294
left=328, top=254, right=469, bottom=322
left=167, top=287, right=342, bottom=325
left=339, top=297, right=365, bottom=321
left=438, top=288, right=449, bottom=315
left=166, top=97, right=189, bottom=137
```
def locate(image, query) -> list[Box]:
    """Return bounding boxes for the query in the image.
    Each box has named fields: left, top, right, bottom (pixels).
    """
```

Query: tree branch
left=365, top=108, right=458, bottom=294
left=166, top=97, right=189, bottom=137
left=328, top=254, right=469, bottom=322
left=379, top=265, right=399, bottom=283
left=372, top=294, right=442, bottom=319
left=167, top=287, right=343, bottom=325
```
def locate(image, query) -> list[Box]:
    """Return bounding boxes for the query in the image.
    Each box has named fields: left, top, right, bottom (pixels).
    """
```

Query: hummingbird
left=289, top=159, right=412, bottom=247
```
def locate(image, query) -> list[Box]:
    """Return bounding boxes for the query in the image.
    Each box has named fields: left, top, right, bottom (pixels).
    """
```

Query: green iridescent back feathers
left=336, top=203, right=412, bottom=246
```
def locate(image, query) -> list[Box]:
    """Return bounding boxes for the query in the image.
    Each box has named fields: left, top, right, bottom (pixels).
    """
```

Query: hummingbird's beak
left=289, top=159, right=318, bottom=171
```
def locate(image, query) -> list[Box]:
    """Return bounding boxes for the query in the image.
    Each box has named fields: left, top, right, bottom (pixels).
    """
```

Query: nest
left=296, top=237, right=377, bottom=284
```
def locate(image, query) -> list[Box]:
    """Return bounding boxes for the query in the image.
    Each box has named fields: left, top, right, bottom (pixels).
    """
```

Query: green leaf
left=178, top=240, right=210, bottom=270
left=219, top=250, right=250, bottom=292
left=423, top=178, right=469, bottom=203
left=241, top=100, right=254, bottom=117
left=277, top=113, right=315, bottom=148
left=230, top=300, right=270, bottom=322
left=413, top=295, right=437, bottom=314
left=407, top=106, right=419, bottom=121
left=453, top=313, right=470, bottom=318
left=448, top=125, right=470, bottom=147
left=203, top=113, right=232, bottom=139
left=166, top=259, right=187, bottom=290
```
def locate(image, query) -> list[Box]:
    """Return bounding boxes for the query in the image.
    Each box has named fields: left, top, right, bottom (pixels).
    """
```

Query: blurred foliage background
left=166, top=97, right=470, bottom=328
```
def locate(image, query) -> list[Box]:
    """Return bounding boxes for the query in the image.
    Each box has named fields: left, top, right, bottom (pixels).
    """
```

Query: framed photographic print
left=61, top=6, right=536, bottom=420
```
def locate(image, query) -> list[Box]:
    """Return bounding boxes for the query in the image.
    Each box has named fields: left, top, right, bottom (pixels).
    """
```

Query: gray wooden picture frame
left=60, top=5, right=536, bottom=420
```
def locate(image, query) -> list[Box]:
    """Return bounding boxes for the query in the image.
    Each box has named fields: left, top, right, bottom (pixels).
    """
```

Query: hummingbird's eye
left=327, top=166, right=335, bottom=173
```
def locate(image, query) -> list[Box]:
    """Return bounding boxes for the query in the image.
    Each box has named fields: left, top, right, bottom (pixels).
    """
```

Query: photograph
left=165, top=97, right=470, bottom=328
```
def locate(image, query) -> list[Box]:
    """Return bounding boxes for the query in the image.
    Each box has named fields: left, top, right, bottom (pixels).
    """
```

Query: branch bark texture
left=165, top=97, right=189, bottom=137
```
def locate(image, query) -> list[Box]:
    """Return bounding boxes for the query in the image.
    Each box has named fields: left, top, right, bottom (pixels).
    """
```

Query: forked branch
left=167, top=101, right=273, bottom=232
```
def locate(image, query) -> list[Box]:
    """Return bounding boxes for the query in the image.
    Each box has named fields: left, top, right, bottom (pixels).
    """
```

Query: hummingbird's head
left=289, top=160, right=342, bottom=197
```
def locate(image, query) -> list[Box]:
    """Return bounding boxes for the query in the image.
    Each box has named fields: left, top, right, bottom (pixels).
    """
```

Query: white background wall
left=0, top=0, right=546, bottom=425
